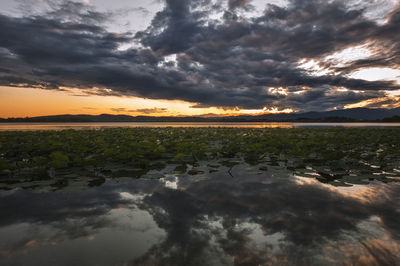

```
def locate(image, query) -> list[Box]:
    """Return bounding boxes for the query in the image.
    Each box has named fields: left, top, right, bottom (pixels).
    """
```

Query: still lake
left=1, top=163, right=400, bottom=265
left=1, top=121, right=400, bottom=130
left=1, top=126, right=400, bottom=265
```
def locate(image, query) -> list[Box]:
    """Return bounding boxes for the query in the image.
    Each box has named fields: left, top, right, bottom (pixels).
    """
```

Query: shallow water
left=1, top=122, right=400, bottom=130
left=1, top=163, right=400, bottom=265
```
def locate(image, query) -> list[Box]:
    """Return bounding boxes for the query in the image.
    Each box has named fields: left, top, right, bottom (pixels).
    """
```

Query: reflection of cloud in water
left=161, top=175, right=179, bottom=190
left=119, top=191, right=148, bottom=202
left=321, top=216, right=400, bottom=265
left=294, top=173, right=400, bottom=241
left=294, top=174, right=381, bottom=202
left=0, top=182, right=167, bottom=265
left=1, top=166, right=400, bottom=265
left=0, top=210, right=166, bottom=265
left=135, top=168, right=400, bottom=265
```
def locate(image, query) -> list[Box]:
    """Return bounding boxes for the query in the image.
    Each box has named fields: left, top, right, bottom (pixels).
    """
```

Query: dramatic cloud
left=228, top=0, right=253, bottom=10
left=0, top=0, right=399, bottom=111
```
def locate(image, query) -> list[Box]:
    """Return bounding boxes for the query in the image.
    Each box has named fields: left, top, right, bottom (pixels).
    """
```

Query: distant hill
left=254, top=107, right=400, bottom=121
left=382, top=115, right=400, bottom=122
left=1, top=108, right=400, bottom=122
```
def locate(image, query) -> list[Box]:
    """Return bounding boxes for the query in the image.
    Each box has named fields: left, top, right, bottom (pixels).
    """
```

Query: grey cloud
left=135, top=0, right=211, bottom=55
left=110, top=107, right=128, bottom=112
left=111, top=107, right=168, bottom=114
left=133, top=107, right=168, bottom=114
left=0, top=0, right=399, bottom=111
left=228, top=0, right=252, bottom=10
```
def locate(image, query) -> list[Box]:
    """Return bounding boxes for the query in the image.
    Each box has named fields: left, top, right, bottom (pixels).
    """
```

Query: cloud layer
left=0, top=0, right=399, bottom=111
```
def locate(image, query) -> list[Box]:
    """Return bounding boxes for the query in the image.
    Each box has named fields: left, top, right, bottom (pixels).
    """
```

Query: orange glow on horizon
left=0, top=86, right=294, bottom=118
left=344, top=96, right=400, bottom=109
left=5, top=85, right=397, bottom=118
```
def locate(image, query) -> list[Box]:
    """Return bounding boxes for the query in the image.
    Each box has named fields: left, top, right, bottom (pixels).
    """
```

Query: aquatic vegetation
left=0, top=128, right=399, bottom=188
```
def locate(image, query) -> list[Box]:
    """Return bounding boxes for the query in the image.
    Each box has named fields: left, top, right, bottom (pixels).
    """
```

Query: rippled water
left=1, top=163, right=399, bottom=265
left=1, top=122, right=400, bottom=130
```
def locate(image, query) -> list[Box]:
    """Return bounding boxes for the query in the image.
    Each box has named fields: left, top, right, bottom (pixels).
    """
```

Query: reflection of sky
left=1, top=165, right=400, bottom=265
left=1, top=122, right=400, bottom=131
left=0, top=180, right=167, bottom=265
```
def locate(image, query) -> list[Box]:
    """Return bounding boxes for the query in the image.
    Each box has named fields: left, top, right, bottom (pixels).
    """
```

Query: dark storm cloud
left=0, top=0, right=399, bottom=111
left=333, top=4, right=400, bottom=74
left=267, top=88, right=386, bottom=112
left=135, top=0, right=212, bottom=55
left=228, top=0, right=252, bottom=10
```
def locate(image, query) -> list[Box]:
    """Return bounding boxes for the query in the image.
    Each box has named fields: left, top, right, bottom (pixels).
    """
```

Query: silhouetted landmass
left=1, top=108, right=400, bottom=122
left=382, top=115, right=400, bottom=122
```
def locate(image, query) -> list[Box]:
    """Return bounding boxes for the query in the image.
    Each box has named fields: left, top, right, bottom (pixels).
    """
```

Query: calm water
left=1, top=126, right=400, bottom=265
left=1, top=163, right=400, bottom=265
left=1, top=122, right=400, bottom=130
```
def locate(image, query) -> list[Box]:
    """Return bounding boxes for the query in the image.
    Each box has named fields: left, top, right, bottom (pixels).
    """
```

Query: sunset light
left=1, top=1, right=400, bottom=265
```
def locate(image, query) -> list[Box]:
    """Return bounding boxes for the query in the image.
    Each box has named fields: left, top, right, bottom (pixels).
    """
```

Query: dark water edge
left=1, top=121, right=400, bottom=130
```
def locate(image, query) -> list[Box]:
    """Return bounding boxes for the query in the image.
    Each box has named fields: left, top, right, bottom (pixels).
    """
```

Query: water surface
left=1, top=128, right=400, bottom=265
left=1, top=122, right=400, bottom=130
left=1, top=163, right=399, bottom=265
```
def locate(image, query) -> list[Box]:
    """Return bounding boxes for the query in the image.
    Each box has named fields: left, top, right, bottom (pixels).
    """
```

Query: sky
left=0, top=0, right=400, bottom=117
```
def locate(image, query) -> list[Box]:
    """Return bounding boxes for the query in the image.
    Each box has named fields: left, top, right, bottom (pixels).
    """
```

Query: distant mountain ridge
left=255, top=107, right=400, bottom=121
left=1, top=108, right=400, bottom=122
